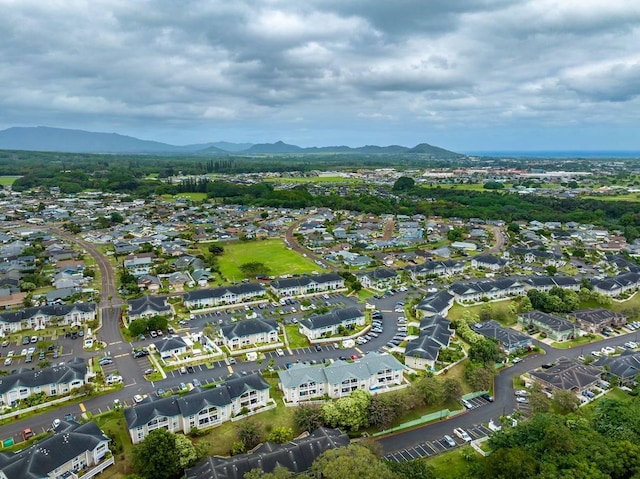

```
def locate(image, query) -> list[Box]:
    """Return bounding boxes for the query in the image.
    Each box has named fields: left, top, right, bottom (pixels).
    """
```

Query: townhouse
left=0, top=358, right=88, bottom=407
left=186, top=428, right=349, bottom=479
left=270, top=273, right=345, bottom=297
left=298, top=307, right=365, bottom=340
left=404, top=315, right=454, bottom=371
left=183, top=283, right=266, bottom=309
left=0, top=303, right=96, bottom=335
left=220, top=318, right=279, bottom=351
left=518, top=311, right=580, bottom=341
left=278, top=352, right=406, bottom=403
left=0, top=420, right=113, bottom=479
left=525, top=276, right=582, bottom=292
left=592, top=272, right=640, bottom=297
left=594, top=351, right=640, bottom=387
left=471, top=320, right=532, bottom=354
left=569, top=308, right=627, bottom=334
left=356, top=268, right=401, bottom=291
left=449, top=278, right=526, bottom=303
left=123, top=252, right=155, bottom=276
left=405, top=260, right=465, bottom=280
left=527, top=357, right=601, bottom=394
left=128, top=295, right=171, bottom=320
left=415, top=290, right=455, bottom=318
left=471, top=255, right=509, bottom=271
left=124, top=373, right=271, bottom=444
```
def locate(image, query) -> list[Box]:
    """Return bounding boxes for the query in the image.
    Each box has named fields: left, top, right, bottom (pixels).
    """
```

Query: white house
left=298, top=307, right=365, bottom=340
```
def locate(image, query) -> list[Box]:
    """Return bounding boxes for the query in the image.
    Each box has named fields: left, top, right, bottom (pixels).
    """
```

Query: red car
left=350, top=354, right=358, bottom=360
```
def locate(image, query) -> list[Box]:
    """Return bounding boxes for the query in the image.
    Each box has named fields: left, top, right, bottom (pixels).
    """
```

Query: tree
left=208, top=244, right=224, bottom=256
left=240, top=262, right=270, bottom=277
left=415, top=376, right=443, bottom=406
left=442, top=377, right=462, bottom=403
left=481, top=447, right=538, bottom=479
left=129, top=318, right=149, bottom=336
left=311, top=445, right=395, bottom=479
left=464, top=362, right=495, bottom=390
left=132, top=429, right=181, bottom=479
left=384, top=458, right=435, bottom=478
left=545, top=265, right=557, bottom=276
left=393, top=176, right=415, bottom=191
left=551, top=390, right=580, bottom=415
left=468, top=338, right=503, bottom=365
left=174, top=434, right=198, bottom=468
left=294, top=404, right=326, bottom=432
left=267, top=426, right=294, bottom=444
left=236, top=420, right=264, bottom=451
left=244, top=466, right=299, bottom=479
left=322, top=389, right=372, bottom=432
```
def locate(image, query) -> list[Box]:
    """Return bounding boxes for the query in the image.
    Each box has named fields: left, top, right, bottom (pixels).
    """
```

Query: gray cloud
left=0, top=0, right=639, bottom=149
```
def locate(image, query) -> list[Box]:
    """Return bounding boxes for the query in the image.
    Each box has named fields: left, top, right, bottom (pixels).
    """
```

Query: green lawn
left=447, top=300, right=516, bottom=325
left=0, top=176, right=21, bottom=186
left=175, top=192, right=208, bottom=202
left=284, top=324, right=310, bottom=349
left=217, top=240, right=323, bottom=281
left=551, top=334, right=602, bottom=349
left=264, top=176, right=359, bottom=184
left=426, top=448, right=480, bottom=478
left=582, top=194, right=640, bottom=202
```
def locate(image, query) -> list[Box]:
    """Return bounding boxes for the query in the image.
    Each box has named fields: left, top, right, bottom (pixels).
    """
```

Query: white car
left=601, top=346, right=616, bottom=355
left=515, top=389, right=529, bottom=397
left=133, top=394, right=144, bottom=403
left=516, top=397, right=529, bottom=404
left=275, top=348, right=285, bottom=357
left=52, top=418, right=61, bottom=429
left=453, top=427, right=472, bottom=442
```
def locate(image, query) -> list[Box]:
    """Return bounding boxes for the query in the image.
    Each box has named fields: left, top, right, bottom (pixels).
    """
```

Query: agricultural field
left=217, top=239, right=323, bottom=281
left=0, top=176, right=21, bottom=186
left=264, top=176, right=358, bottom=184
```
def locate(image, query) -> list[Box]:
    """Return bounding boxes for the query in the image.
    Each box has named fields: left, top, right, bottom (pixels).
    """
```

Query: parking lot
left=384, top=423, right=494, bottom=462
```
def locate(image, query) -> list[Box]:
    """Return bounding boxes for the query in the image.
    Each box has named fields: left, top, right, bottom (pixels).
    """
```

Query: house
left=404, top=315, right=453, bottom=371
left=154, top=336, right=188, bottom=359
left=136, top=274, right=162, bottom=292
left=594, top=351, right=640, bottom=387
left=270, top=273, right=345, bottom=297
left=298, top=307, right=365, bottom=340
left=0, top=420, right=113, bottom=479
left=185, top=428, right=349, bottom=479
left=125, top=373, right=271, bottom=444
left=525, top=276, right=581, bottom=292
left=406, top=260, right=465, bottom=280
left=528, top=357, right=601, bottom=393
left=0, top=302, right=97, bottom=335
left=220, top=318, right=279, bottom=351
left=167, top=271, right=192, bottom=291
left=518, top=311, right=580, bottom=341
left=123, top=252, right=155, bottom=276
left=183, top=283, right=266, bottom=309
left=471, top=320, right=532, bottom=354
left=569, top=309, right=626, bottom=334
left=356, top=268, right=401, bottom=291
left=0, top=358, right=88, bottom=407
left=278, top=352, right=406, bottom=403
left=449, top=278, right=526, bottom=303
left=592, top=272, right=640, bottom=297
left=415, top=290, right=455, bottom=318
left=471, top=255, right=508, bottom=271
left=128, top=295, right=171, bottom=320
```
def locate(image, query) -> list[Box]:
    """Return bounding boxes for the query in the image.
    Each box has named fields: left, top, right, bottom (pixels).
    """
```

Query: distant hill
left=0, top=126, right=462, bottom=157
left=0, top=126, right=226, bottom=154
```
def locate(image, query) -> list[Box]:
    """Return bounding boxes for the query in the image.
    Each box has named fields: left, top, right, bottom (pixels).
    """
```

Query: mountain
left=0, top=126, right=226, bottom=154
left=0, top=126, right=462, bottom=157
left=241, top=141, right=303, bottom=154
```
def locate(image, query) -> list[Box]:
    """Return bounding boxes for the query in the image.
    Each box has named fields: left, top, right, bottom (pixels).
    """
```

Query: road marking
left=114, top=353, right=129, bottom=358
left=355, top=347, right=363, bottom=354
left=108, top=341, right=122, bottom=345
left=79, top=403, right=86, bottom=412
left=228, top=365, right=234, bottom=374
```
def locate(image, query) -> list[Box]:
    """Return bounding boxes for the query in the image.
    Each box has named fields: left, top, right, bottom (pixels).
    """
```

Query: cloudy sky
left=2, top=0, right=640, bottom=152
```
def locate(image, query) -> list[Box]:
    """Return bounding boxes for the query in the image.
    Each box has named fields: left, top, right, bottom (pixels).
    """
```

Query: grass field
left=175, top=192, right=208, bottom=202
left=427, top=448, right=480, bottom=478
left=217, top=239, right=323, bottom=281
left=0, top=176, right=21, bottom=186
left=582, top=194, right=640, bottom=202
left=264, top=176, right=358, bottom=184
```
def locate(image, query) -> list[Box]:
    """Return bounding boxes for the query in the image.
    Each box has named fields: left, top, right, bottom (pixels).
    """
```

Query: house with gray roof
left=0, top=358, right=87, bottom=407
left=154, top=336, right=188, bottom=359
left=594, top=350, right=640, bottom=387
left=570, top=308, right=626, bottom=334
left=415, top=290, right=455, bottom=317
left=298, top=307, right=365, bottom=340
left=356, top=268, right=400, bottom=291
left=183, top=283, right=266, bottom=308
left=0, top=302, right=96, bottom=335
left=518, top=311, right=580, bottom=341
left=123, top=252, right=155, bottom=276
left=278, top=352, right=406, bottom=403
left=404, top=315, right=453, bottom=371
left=449, top=278, right=526, bottom=303
left=471, top=320, right=532, bottom=354
left=185, top=427, right=349, bottom=479
left=528, top=357, right=601, bottom=393
left=591, top=272, right=640, bottom=297
left=128, top=295, right=171, bottom=320
left=125, top=373, right=271, bottom=444
left=0, top=420, right=113, bottom=479
left=525, top=275, right=582, bottom=292
left=220, top=318, right=279, bottom=351
left=270, top=273, right=345, bottom=297
left=471, top=255, right=508, bottom=271
left=406, top=260, right=465, bottom=280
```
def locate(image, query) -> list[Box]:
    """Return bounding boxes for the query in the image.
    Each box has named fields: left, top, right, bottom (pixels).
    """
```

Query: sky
left=1, top=0, right=640, bottom=152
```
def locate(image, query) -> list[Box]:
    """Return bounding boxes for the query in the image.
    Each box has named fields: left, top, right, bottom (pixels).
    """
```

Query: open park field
left=217, top=239, right=323, bottom=281
left=0, top=176, right=21, bottom=186
left=264, top=176, right=359, bottom=184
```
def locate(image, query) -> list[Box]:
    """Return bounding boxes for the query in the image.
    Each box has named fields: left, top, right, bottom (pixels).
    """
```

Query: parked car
left=275, top=348, right=285, bottom=357
left=133, top=394, right=144, bottom=403
left=444, top=434, right=457, bottom=447
left=515, top=390, right=529, bottom=397
left=22, top=428, right=34, bottom=440
left=516, top=397, right=529, bottom=404
left=193, top=378, right=202, bottom=387
left=453, top=428, right=472, bottom=442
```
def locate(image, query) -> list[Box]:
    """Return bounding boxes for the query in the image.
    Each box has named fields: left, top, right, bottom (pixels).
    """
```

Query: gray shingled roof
left=183, top=283, right=265, bottom=302
left=271, top=273, right=343, bottom=290
left=128, top=295, right=170, bottom=317
left=0, top=357, right=86, bottom=395
left=220, top=318, right=278, bottom=340
left=0, top=420, right=110, bottom=479
left=184, top=428, right=349, bottom=479
left=0, top=302, right=96, bottom=324
left=299, top=307, right=362, bottom=330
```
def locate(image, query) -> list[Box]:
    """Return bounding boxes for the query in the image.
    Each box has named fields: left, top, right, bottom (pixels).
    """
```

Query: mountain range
left=0, top=126, right=461, bottom=157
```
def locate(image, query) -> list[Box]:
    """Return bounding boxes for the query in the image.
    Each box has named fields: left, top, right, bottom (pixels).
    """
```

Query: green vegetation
left=0, top=175, right=20, bottom=186
left=175, top=192, right=208, bottom=202
left=216, top=240, right=322, bottom=281
left=264, top=176, right=358, bottom=184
